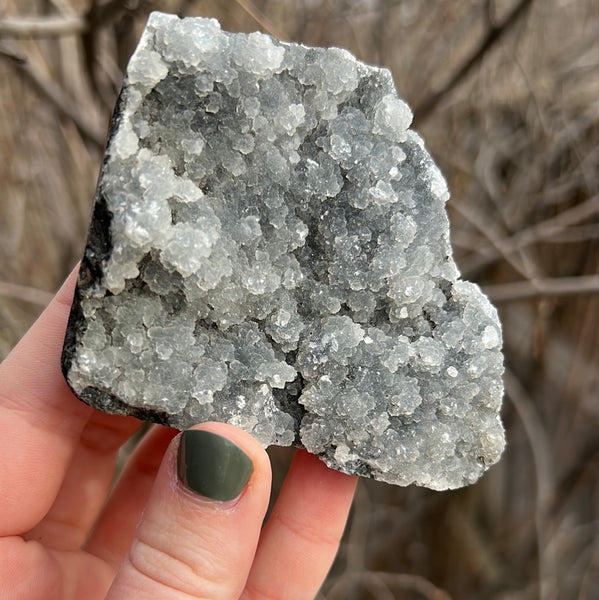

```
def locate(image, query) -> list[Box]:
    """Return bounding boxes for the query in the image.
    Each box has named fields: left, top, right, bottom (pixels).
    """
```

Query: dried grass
left=1, top=0, right=598, bottom=598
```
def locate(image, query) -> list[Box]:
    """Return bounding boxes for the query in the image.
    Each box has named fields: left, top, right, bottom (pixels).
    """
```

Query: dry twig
left=450, top=199, right=532, bottom=280
left=0, top=15, right=85, bottom=37
left=462, top=195, right=599, bottom=277
left=414, top=0, right=534, bottom=124
left=0, top=42, right=104, bottom=147
left=232, top=0, right=284, bottom=39
left=504, top=369, right=556, bottom=600
left=485, top=275, right=599, bottom=302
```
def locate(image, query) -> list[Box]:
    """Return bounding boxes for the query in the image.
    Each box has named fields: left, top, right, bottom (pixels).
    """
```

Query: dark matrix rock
left=62, top=12, right=505, bottom=489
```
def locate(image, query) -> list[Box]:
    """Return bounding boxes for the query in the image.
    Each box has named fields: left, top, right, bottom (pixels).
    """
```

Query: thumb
left=106, top=423, right=271, bottom=600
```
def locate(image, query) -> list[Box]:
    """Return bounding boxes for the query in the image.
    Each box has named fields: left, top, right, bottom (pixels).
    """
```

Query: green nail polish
left=177, top=430, right=253, bottom=501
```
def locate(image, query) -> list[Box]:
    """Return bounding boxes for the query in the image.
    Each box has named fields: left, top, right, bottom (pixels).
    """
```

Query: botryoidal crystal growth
left=62, top=12, right=505, bottom=490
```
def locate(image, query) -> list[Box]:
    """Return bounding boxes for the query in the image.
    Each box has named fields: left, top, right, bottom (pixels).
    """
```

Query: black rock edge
left=60, top=87, right=160, bottom=423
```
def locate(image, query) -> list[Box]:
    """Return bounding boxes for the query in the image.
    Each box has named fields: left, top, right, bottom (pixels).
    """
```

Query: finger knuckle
left=127, top=533, right=223, bottom=599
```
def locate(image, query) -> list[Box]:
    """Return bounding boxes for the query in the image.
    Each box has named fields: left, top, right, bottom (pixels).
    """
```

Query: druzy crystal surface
left=62, top=12, right=505, bottom=489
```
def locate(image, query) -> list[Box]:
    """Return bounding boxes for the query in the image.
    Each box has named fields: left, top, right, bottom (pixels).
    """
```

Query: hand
left=0, top=268, right=357, bottom=599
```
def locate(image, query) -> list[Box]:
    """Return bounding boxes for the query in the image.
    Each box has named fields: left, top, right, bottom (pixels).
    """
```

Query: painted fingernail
left=177, top=430, right=253, bottom=501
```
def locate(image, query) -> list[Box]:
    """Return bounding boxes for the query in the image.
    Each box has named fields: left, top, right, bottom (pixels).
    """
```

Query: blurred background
left=1, top=0, right=598, bottom=598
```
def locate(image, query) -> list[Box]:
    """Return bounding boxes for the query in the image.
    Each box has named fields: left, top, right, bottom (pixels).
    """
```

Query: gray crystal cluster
left=62, top=12, right=505, bottom=489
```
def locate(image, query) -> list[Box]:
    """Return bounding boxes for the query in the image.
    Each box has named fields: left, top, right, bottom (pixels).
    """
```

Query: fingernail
left=177, top=430, right=253, bottom=501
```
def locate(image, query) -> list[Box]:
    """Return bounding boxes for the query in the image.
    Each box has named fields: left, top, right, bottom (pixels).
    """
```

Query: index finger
left=0, top=267, right=94, bottom=534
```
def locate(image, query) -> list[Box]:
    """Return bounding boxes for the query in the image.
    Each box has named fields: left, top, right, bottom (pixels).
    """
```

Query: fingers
left=0, top=267, right=94, bottom=535
left=24, top=412, right=141, bottom=550
left=0, top=266, right=143, bottom=544
left=0, top=535, right=114, bottom=600
left=106, top=423, right=271, bottom=600
left=241, top=450, right=357, bottom=600
left=91, top=432, right=356, bottom=600
left=86, top=424, right=179, bottom=569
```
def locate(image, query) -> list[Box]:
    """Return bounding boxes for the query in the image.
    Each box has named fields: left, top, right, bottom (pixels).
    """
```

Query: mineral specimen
left=62, top=12, right=505, bottom=490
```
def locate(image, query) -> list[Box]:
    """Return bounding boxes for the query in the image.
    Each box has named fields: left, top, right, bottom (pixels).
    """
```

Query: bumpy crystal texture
left=62, top=12, right=505, bottom=489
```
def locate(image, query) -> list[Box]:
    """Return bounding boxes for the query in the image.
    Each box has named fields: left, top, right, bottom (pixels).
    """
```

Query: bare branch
left=462, top=194, right=599, bottom=278
left=450, top=199, right=532, bottom=280
left=232, top=0, right=284, bottom=39
left=414, top=0, right=534, bottom=124
left=0, top=42, right=105, bottom=148
left=0, top=15, right=85, bottom=38
left=81, top=0, right=143, bottom=110
left=484, top=275, right=599, bottom=302
left=541, top=223, right=599, bottom=244
left=504, top=369, right=556, bottom=600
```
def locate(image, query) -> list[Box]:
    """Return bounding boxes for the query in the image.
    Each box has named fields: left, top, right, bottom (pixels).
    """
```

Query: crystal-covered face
left=62, top=12, right=505, bottom=490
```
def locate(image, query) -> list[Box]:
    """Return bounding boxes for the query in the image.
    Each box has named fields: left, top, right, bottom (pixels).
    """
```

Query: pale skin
left=0, top=268, right=357, bottom=599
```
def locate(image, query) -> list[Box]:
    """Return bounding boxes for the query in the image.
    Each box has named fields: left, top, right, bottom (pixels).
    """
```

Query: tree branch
left=232, top=0, right=284, bottom=39
left=484, top=275, right=599, bottom=302
left=461, top=194, right=599, bottom=278
left=0, top=42, right=105, bottom=148
left=413, top=0, right=534, bottom=124
left=0, top=15, right=85, bottom=38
